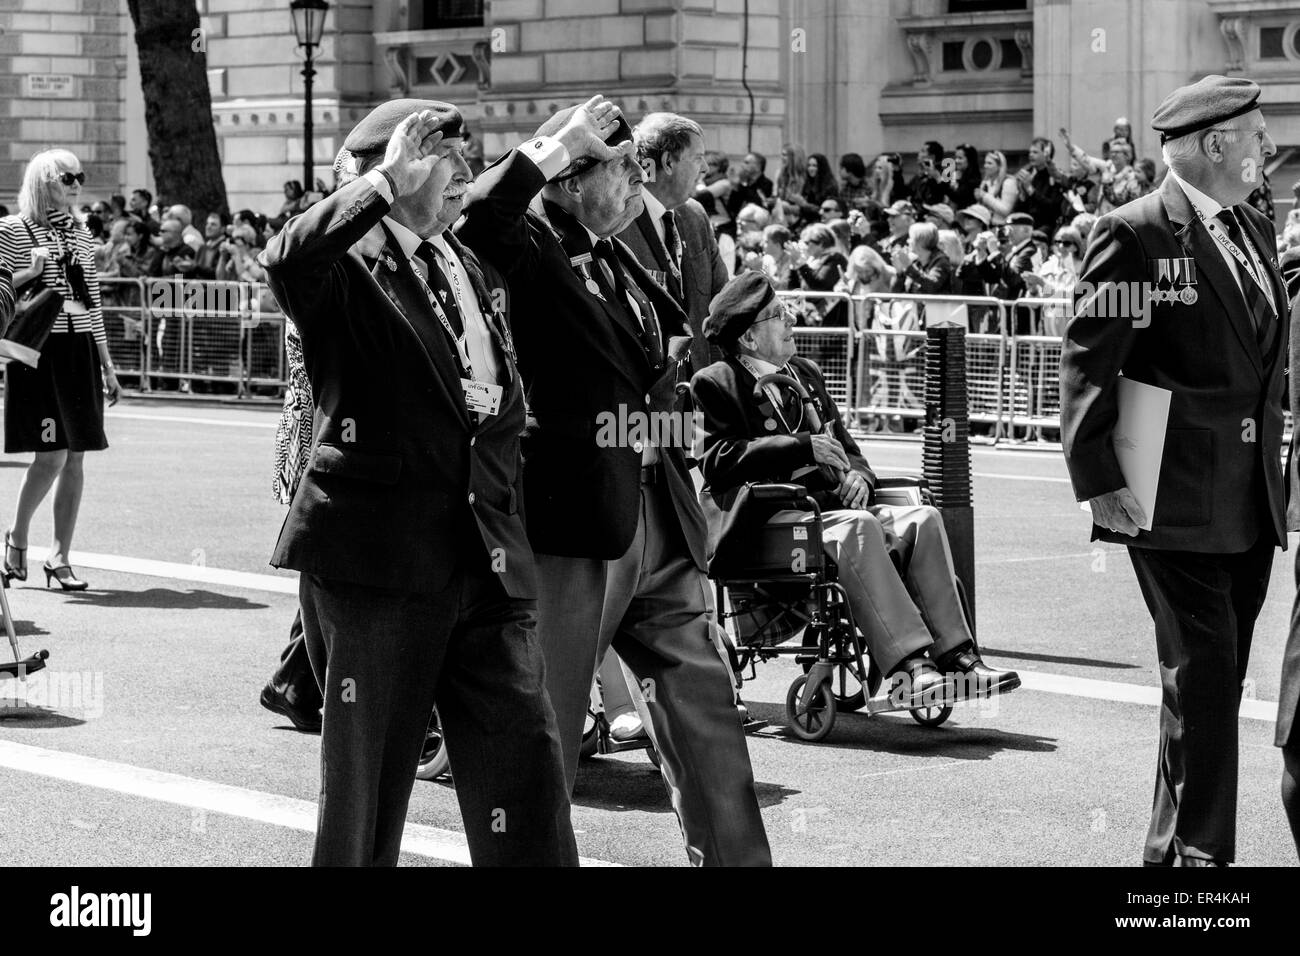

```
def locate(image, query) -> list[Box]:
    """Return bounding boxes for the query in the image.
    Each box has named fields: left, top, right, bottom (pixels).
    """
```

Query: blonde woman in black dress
left=1, top=149, right=121, bottom=591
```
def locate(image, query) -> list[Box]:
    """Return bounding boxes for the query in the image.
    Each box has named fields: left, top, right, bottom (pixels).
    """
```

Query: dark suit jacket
left=1277, top=260, right=1300, bottom=746
left=1060, top=174, right=1289, bottom=554
left=618, top=198, right=727, bottom=373
left=457, top=150, right=708, bottom=569
left=260, top=176, right=537, bottom=599
left=691, top=354, right=875, bottom=572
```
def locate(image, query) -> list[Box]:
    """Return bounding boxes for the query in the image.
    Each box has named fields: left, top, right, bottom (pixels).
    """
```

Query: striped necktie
left=1215, top=208, right=1275, bottom=354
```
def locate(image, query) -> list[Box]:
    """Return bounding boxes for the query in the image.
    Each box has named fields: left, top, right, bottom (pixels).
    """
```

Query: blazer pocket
left=1152, top=427, right=1212, bottom=527
left=309, top=443, right=402, bottom=485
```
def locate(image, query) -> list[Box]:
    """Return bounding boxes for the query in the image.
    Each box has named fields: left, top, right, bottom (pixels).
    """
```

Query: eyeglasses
left=753, top=304, right=797, bottom=327
left=1053, top=239, right=1077, bottom=249
left=58, top=172, right=86, bottom=186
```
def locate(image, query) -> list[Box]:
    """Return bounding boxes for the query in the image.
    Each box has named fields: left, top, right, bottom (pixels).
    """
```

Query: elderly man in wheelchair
left=690, top=272, right=1019, bottom=720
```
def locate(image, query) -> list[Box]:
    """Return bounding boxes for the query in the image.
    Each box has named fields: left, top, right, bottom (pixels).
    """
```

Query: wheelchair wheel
left=800, top=629, right=866, bottom=712
left=910, top=702, right=953, bottom=728
left=415, top=706, right=450, bottom=780
left=785, top=674, right=836, bottom=741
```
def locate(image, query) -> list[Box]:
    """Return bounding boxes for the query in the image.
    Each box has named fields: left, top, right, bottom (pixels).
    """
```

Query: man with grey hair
left=618, top=111, right=728, bottom=372
left=458, top=98, right=771, bottom=866
left=165, top=203, right=204, bottom=252
left=1061, top=75, right=1286, bottom=866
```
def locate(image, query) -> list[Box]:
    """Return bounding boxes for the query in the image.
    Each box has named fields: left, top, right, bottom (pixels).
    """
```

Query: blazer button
left=632, top=441, right=643, bottom=453
left=469, top=436, right=476, bottom=447
left=644, top=393, right=651, bottom=405
left=468, top=492, right=476, bottom=504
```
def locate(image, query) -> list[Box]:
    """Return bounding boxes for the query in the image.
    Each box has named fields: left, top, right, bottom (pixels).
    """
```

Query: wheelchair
left=711, top=476, right=977, bottom=743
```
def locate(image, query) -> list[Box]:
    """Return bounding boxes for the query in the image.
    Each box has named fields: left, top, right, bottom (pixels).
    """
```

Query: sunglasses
left=59, top=172, right=86, bottom=186
left=1053, top=239, right=1077, bottom=249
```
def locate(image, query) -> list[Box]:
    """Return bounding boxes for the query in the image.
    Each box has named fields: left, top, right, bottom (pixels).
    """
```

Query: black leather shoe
left=1173, top=854, right=1227, bottom=867
left=260, top=682, right=322, bottom=732
left=886, top=655, right=951, bottom=709
left=935, top=645, right=1021, bottom=695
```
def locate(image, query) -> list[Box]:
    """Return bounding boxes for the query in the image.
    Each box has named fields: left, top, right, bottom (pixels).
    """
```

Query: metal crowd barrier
left=853, top=292, right=1011, bottom=438
left=776, top=290, right=855, bottom=419
left=92, top=278, right=1080, bottom=442
left=98, top=276, right=287, bottom=398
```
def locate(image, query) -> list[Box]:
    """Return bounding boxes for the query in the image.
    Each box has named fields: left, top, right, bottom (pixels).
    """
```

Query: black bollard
left=922, top=323, right=976, bottom=638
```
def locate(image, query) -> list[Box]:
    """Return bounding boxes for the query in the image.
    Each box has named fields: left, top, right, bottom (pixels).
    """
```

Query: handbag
left=0, top=220, right=65, bottom=368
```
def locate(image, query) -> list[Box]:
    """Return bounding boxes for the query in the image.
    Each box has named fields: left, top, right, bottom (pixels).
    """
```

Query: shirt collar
left=738, top=354, right=783, bottom=378
left=641, top=188, right=667, bottom=222
left=382, top=216, right=424, bottom=262
left=1169, top=169, right=1224, bottom=219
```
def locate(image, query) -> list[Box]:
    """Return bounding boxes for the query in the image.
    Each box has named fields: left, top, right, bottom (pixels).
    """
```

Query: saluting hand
left=554, top=95, right=625, bottom=165
left=379, top=110, right=446, bottom=198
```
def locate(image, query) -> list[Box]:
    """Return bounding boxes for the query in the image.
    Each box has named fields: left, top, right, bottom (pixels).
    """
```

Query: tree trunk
left=125, top=0, right=228, bottom=221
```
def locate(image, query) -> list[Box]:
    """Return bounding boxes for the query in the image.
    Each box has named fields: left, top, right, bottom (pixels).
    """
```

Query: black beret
left=1006, top=212, right=1034, bottom=226
left=703, top=272, right=777, bottom=346
left=533, top=103, right=633, bottom=181
left=1152, top=75, right=1261, bottom=145
left=343, top=99, right=464, bottom=157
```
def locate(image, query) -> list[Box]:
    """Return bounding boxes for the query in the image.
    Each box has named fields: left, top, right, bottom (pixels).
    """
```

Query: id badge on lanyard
left=1196, top=205, right=1275, bottom=312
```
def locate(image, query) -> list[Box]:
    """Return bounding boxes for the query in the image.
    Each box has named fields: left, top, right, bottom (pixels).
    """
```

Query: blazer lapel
left=544, top=200, right=652, bottom=369
left=1161, top=177, right=1263, bottom=381
left=367, top=224, right=472, bottom=428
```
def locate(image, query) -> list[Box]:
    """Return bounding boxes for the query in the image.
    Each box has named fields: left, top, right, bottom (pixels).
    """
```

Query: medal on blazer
left=570, top=252, right=605, bottom=301
left=1151, top=256, right=1197, bottom=306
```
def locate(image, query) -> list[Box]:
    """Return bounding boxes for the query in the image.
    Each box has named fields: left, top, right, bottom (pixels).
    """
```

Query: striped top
left=0, top=211, right=106, bottom=344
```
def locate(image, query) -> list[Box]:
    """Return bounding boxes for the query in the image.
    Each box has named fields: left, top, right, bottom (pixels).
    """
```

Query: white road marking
left=0, top=740, right=618, bottom=867
left=1011, top=668, right=1279, bottom=722
left=14, top=547, right=1282, bottom=733
left=107, top=411, right=276, bottom=429
left=973, top=472, right=1072, bottom=483
left=24, top=547, right=297, bottom=595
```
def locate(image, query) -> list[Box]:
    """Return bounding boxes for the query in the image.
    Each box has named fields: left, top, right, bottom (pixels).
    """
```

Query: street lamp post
left=290, top=0, right=330, bottom=193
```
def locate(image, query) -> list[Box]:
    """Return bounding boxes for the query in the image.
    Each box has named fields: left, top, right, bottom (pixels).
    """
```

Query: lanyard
left=411, top=257, right=474, bottom=376
left=1193, top=203, right=1276, bottom=313
left=740, top=357, right=804, bottom=432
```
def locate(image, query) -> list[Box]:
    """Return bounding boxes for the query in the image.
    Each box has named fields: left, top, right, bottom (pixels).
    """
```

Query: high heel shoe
left=4, top=531, right=27, bottom=582
left=43, top=563, right=88, bottom=592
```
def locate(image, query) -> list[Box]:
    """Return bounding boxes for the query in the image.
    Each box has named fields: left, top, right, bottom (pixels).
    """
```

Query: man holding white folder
left=1061, top=75, right=1288, bottom=866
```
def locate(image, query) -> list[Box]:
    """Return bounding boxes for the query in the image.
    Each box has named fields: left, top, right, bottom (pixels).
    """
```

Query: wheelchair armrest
left=874, top=475, right=928, bottom=490
left=748, top=482, right=811, bottom=503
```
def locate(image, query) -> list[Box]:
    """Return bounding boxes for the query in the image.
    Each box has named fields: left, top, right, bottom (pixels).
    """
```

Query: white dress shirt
left=1169, top=170, right=1273, bottom=309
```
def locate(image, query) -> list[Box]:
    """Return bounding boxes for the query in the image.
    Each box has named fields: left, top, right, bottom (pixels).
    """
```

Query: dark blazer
left=891, top=250, right=954, bottom=296
left=618, top=198, right=727, bottom=373
left=978, top=238, right=1036, bottom=300
left=260, top=176, right=536, bottom=598
left=692, top=354, right=875, bottom=571
left=1277, top=263, right=1300, bottom=747
left=457, top=150, right=707, bottom=569
left=1060, top=174, right=1289, bottom=554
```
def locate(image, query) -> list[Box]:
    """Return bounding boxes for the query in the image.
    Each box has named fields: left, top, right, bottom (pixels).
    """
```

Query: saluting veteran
left=261, top=100, right=595, bottom=866
left=457, top=96, right=771, bottom=867
left=1060, top=75, right=1287, bottom=866
left=692, top=272, right=1019, bottom=705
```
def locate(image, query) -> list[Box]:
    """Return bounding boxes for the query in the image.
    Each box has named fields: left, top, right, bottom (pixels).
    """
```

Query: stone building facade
left=3, top=0, right=1300, bottom=217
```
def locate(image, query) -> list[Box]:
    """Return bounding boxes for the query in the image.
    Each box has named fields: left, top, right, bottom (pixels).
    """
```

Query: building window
left=1260, top=25, right=1287, bottom=59
left=422, top=0, right=484, bottom=29
left=947, top=0, right=1028, bottom=12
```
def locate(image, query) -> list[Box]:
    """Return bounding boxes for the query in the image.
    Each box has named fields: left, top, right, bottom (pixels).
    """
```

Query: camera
left=995, top=225, right=1010, bottom=243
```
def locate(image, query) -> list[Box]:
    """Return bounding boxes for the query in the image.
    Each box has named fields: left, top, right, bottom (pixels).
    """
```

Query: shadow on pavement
left=0, top=706, right=87, bottom=728
left=979, top=646, right=1140, bottom=670
left=744, top=699, right=1057, bottom=760
left=55, top=588, right=270, bottom=611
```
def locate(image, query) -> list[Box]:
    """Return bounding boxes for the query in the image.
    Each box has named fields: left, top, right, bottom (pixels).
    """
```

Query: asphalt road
left=0, top=399, right=1294, bottom=866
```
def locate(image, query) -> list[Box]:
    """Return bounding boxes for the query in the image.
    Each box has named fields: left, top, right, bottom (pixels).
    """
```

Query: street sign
left=25, top=74, right=75, bottom=98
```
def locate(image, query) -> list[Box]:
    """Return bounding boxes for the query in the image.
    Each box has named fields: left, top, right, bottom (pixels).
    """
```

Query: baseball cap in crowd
left=1007, top=212, right=1035, bottom=227
left=884, top=200, right=916, bottom=218
left=957, top=204, right=991, bottom=228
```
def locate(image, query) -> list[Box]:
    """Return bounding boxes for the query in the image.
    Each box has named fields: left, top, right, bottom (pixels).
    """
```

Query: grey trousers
left=768, top=504, right=973, bottom=674
left=535, top=477, right=772, bottom=866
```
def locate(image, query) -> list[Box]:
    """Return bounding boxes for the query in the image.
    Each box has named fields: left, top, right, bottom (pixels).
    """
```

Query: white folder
left=1080, top=377, right=1171, bottom=531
